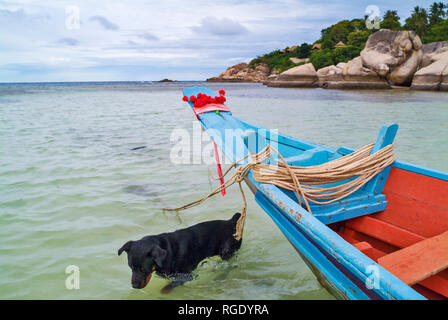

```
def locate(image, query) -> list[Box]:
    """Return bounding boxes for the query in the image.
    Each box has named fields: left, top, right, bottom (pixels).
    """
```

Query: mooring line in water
left=163, top=142, right=395, bottom=240
left=162, top=145, right=272, bottom=240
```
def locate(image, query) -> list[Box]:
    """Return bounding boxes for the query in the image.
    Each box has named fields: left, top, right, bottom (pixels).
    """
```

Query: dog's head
left=118, top=239, right=167, bottom=289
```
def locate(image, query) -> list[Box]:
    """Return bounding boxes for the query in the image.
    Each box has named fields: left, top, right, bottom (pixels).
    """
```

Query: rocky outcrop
left=211, top=30, right=448, bottom=91
left=207, top=62, right=270, bottom=82
left=360, top=29, right=422, bottom=86
left=265, top=63, right=319, bottom=87
left=420, top=41, right=448, bottom=67
left=265, top=30, right=424, bottom=89
left=317, top=57, right=390, bottom=89
left=411, top=41, right=448, bottom=91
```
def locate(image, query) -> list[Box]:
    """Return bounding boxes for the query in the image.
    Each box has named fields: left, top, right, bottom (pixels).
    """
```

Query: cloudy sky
left=0, top=0, right=436, bottom=82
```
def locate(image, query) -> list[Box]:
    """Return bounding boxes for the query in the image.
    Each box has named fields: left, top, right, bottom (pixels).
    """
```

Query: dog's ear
left=151, top=245, right=167, bottom=267
left=118, top=240, right=134, bottom=256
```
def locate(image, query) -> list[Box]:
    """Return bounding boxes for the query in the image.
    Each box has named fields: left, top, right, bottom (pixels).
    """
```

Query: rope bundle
left=163, top=142, right=395, bottom=240
left=253, top=143, right=395, bottom=211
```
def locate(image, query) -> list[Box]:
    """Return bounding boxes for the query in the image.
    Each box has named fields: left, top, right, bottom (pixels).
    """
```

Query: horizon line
left=0, top=80, right=208, bottom=85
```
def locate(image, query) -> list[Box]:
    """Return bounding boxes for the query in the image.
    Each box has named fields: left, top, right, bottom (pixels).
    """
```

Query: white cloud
left=0, top=0, right=423, bottom=82
left=191, top=16, right=248, bottom=36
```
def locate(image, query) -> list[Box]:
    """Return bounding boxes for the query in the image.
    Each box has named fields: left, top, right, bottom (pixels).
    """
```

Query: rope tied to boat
left=163, top=142, right=395, bottom=240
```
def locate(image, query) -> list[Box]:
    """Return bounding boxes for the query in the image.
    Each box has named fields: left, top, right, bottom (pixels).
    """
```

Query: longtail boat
left=182, top=86, right=448, bottom=300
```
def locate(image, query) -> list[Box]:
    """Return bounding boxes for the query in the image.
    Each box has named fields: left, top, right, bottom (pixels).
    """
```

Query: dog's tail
left=230, top=212, right=241, bottom=223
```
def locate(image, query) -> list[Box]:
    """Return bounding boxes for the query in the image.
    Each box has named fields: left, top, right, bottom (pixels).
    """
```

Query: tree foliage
left=248, top=2, right=448, bottom=73
left=429, top=2, right=446, bottom=25
left=380, top=10, right=402, bottom=30
left=347, top=30, right=370, bottom=48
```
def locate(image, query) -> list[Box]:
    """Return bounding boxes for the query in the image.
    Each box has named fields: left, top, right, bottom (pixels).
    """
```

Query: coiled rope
left=163, top=143, right=395, bottom=240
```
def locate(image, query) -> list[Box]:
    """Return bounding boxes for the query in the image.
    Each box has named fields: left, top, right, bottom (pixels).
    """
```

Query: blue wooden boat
left=182, top=87, right=448, bottom=300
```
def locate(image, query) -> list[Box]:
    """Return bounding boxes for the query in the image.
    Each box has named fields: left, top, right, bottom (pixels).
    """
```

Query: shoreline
left=207, top=31, right=448, bottom=92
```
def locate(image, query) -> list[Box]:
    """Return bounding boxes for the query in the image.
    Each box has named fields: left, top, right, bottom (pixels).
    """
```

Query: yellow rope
left=253, top=143, right=395, bottom=205
left=163, top=142, right=395, bottom=240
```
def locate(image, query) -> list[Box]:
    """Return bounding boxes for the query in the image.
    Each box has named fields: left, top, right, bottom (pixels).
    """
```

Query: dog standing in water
left=118, top=213, right=242, bottom=292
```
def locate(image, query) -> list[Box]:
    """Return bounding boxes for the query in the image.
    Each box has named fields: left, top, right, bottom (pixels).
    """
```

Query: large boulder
left=207, top=62, right=270, bottom=82
left=317, top=57, right=390, bottom=89
left=265, top=63, right=319, bottom=87
left=411, top=41, right=448, bottom=91
left=420, top=41, right=448, bottom=68
left=316, top=63, right=344, bottom=87
left=361, top=29, right=423, bottom=86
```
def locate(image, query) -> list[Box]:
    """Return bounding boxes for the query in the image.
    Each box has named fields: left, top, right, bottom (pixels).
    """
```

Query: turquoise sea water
left=0, top=82, right=447, bottom=299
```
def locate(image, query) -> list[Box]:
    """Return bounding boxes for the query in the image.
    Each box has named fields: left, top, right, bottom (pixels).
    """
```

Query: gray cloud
left=138, top=32, right=158, bottom=41
left=58, top=38, right=79, bottom=46
left=89, top=15, right=119, bottom=30
left=192, top=16, right=248, bottom=36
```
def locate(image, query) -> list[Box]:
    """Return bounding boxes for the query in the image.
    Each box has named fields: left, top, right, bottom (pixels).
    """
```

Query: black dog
left=118, top=213, right=242, bottom=291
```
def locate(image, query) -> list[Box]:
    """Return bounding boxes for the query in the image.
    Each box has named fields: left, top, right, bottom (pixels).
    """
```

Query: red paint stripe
left=213, top=141, right=226, bottom=197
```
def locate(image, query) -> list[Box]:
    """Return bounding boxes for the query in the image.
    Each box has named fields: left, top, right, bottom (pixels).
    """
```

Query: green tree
left=321, top=37, right=335, bottom=50
left=349, top=19, right=368, bottom=31
left=328, top=20, right=352, bottom=43
left=296, top=43, right=312, bottom=59
left=332, top=46, right=362, bottom=64
left=380, top=10, right=402, bottom=30
left=428, top=2, right=446, bottom=25
left=309, top=49, right=334, bottom=70
left=347, top=30, right=370, bottom=48
left=423, top=20, right=448, bottom=43
left=404, top=6, right=429, bottom=37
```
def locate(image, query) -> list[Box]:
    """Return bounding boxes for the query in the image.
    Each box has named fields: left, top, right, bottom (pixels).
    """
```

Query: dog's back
left=149, top=213, right=242, bottom=276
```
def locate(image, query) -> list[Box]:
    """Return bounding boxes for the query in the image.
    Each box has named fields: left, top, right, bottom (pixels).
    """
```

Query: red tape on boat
left=194, top=103, right=230, bottom=115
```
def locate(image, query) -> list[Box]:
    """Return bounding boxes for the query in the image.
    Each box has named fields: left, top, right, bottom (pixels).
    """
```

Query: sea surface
left=0, top=81, right=447, bottom=299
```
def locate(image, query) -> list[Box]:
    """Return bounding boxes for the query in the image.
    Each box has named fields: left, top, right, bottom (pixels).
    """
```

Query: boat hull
left=182, top=86, right=447, bottom=300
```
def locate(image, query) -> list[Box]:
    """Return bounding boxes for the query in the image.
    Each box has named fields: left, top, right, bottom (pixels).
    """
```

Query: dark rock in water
left=130, top=146, right=146, bottom=151
left=158, top=79, right=176, bottom=82
left=124, top=184, right=160, bottom=197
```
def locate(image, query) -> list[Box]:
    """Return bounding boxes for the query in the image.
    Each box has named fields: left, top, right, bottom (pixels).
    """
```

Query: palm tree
left=381, top=10, right=401, bottom=30
left=428, top=2, right=446, bottom=25
left=405, top=6, right=429, bottom=36
left=383, top=10, right=400, bottom=21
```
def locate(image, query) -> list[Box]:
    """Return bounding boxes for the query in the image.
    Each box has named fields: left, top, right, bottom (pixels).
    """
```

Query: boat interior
left=332, top=167, right=448, bottom=300
left=241, top=121, right=448, bottom=300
